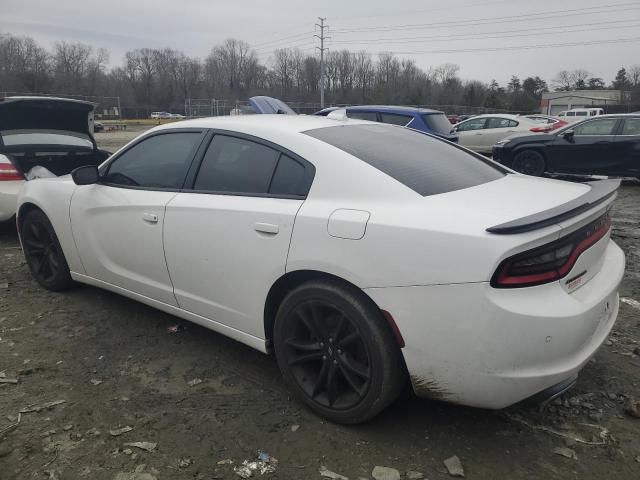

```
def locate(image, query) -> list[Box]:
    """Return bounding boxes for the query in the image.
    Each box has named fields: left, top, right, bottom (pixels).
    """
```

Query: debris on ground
left=233, top=451, right=278, bottom=477
left=178, top=457, right=193, bottom=468
left=621, top=297, right=640, bottom=310
left=553, top=447, right=578, bottom=460
left=290, top=424, right=300, bottom=432
left=406, top=472, right=424, bottom=480
left=63, top=424, right=73, bottom=431
left=113, top=464, right=158, bottom=480
left=0, top=377, right=18, bottom=384
left=443, top=455, right=465, bottom=477
left=110, top=426, right=134, bottom=436
left=0, top=412, right=22, bottom=435
left=124, top=442, right=157, bottom=453
left=90, top=378, right=103, bottom=385
left=506, top=414, right=610, bottom=446
left=187, top=378, right=203, bottom=386
left=372, top=465, right=401, bottom=480
left=20, top=400, right=66, bottom=413
left=319, top=466, right=349, bottom=479
left=624, top=398, right=640, bottom=418
left=217, top=459, right=233, bottom=465
left=167, top=324, right=185, bottom=333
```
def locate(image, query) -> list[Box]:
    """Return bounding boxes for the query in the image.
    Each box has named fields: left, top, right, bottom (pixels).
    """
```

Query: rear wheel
left=273, top=280, right=406, bottom=424
left=512, top=150, right=546, bottom=176
left=21, top=209, right=73, bottom=291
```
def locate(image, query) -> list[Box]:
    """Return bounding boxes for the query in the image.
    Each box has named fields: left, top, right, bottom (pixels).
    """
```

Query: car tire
left=512, top=150, right=546, bottom=176
left=273, top=279, right=406, bottom=424
left=21, top=209, right=73, bottom=291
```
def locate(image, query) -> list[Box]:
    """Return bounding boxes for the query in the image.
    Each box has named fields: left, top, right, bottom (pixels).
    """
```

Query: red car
left=525, top=115, right=568, bottom=133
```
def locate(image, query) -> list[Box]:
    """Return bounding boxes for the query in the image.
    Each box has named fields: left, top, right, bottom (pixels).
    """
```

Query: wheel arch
left=16, top=201, right=46, bottom=231
left=263, top=269, right=397, bottom=349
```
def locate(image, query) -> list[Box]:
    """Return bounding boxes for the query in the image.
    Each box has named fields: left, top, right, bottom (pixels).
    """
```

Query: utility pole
left=315, top=17, right=329, bottom=108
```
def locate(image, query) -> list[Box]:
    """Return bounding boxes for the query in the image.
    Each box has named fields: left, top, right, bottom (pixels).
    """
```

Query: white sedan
left=17, top=115, right=624, bottom=423
left=453, top=114, right=539, bottom=154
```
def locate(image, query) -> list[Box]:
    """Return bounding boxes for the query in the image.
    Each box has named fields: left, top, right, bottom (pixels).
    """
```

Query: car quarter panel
left=17, top=176, right=84, bottom=273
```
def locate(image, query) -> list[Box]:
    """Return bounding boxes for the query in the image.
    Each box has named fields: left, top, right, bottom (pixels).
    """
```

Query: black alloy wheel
left=21, top=209, right=73, bottom=291
left=274, top=280, right=406, bottom=424
left=283, top=300, right=371, bottom=410
left=512, top=150, right=546, bottom=176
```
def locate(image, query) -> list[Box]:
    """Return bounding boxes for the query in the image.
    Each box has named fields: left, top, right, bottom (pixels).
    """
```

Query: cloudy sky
left=2, top=0, right=639, bottom=85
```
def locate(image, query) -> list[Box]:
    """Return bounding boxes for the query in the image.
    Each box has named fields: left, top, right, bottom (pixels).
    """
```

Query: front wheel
left=21, top=209, right=73, bottom=291
left=273, top=280, right=406, bottom=424
left=512, top=150, right=546, bottom=176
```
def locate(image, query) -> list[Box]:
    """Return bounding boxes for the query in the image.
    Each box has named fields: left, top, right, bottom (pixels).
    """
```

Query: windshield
left=421, top=113, right=455, bottom=134
left=304, top=124, right=505, bottom=197
left=1, top=129, right=93, bottom=148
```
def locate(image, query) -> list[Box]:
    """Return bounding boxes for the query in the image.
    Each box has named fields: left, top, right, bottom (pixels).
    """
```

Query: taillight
left=529, top=126, right=549, bottom=133
left=0, top=163, right=23, bottom=181
left=491, top=212, right=611, bottom=288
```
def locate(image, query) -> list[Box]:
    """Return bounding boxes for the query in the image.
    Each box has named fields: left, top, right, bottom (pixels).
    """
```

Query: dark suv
left=313, top=105, right=458, bottom=142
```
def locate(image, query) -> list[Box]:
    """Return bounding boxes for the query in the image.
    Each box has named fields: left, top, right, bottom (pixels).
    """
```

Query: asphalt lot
left=0, top=129, right=639, bottom=479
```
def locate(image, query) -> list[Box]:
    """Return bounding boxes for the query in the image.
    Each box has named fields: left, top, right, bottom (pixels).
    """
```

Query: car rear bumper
left=364, top=239, right=624, bottom=409
left=0, top=180, right=23, bottom=222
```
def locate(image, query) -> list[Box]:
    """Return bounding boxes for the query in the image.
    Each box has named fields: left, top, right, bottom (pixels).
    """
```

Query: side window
left=572, top=119, right=618, bottom=136
left=193, top=135, right=279, bottom=194
left=567, top=112, right=575, bottom=117
left=621, top=118, right=640, bottom=135
left=348, top=111, right=378, bottom=121
left=457, top=118, right=487, bottom=131
left=486, top=117, right=516, bottom=129
left=269, top=155, right=308, bottom=196
left=379, top=113, right=412, bottom=126
left=103, top=132, right=201, bottom=188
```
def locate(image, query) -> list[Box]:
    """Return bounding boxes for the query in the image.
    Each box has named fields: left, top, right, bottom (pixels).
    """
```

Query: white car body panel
left=455, top=114, right=538, bottom=154
left=163, top=193, right=303, bottom=338
left=0, top=179, right=22, bottom=222
left=16, top=114, right=625, bottom=410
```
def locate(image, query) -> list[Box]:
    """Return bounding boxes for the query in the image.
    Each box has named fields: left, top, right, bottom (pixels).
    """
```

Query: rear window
left=304, top=124, right=505, bottom=196
left=421, top=113, right=454, bottom=135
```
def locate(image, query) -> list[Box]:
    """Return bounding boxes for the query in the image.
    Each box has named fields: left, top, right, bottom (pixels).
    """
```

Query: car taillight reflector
left=529, top=126, right=549, bottom=133
left=0, top=163, right=23, bottom=181
left=491, top=212, right=611, bottom=288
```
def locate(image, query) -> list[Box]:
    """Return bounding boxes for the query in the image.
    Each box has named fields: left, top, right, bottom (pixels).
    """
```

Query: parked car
left=492, top=114, right=640, bottom=178
left=150, top=112, right=171, bottom=119
left=94, top=121, right=105, bottom=133
left=557, top=108, right=605, bottom=123
left=452, top=114, right=539, bottom=154
left=170, top=113, right=186, bottom=119
left=17, top=114, right=624, bottom=423
left=0, top=96, right=111, bottom=223
left=525, top=115, right=568, bottom=133
left=314, top=105, right=458, bottom=142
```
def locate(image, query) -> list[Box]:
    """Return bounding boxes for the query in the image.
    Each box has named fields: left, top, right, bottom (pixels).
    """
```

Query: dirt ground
left=1, top=131, right=639, bottom=479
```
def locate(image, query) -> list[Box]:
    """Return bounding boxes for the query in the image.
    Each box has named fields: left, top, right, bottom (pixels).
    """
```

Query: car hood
left=0, top=97, right=96, bottom=146
left=249, top=96, right=296, bottom=115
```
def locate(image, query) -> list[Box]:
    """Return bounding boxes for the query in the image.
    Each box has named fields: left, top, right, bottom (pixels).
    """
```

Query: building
left=540, top=90, right=622, bottom=115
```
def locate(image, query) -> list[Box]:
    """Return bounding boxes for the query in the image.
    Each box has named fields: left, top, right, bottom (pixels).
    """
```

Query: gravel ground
left=0, top=133, right=639, bottom=479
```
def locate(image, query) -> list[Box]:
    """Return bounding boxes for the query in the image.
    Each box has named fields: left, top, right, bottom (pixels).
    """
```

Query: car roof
left=463, top=113, right=521, bottom=120
left=151, top=113, right=371, bottom=135
left=316, top=105, right=443, bottom=115
left=1, top=96, right=96, bottom=107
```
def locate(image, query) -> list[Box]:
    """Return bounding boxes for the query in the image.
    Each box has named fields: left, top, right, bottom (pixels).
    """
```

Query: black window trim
left=97, top=128, right=209, bottom=192
left=183, top=129, right=316, bottom=200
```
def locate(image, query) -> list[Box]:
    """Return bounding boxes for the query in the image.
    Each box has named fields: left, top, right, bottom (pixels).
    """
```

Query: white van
left=557, top=108, right=604, bottom=123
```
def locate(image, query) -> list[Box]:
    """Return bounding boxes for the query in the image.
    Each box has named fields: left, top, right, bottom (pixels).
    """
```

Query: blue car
left=313, top=105, right=458, bottom=142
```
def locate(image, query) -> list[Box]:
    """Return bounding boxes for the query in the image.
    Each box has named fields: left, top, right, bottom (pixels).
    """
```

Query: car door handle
left=142, top=213, right=158, bottom=224
left=254, top=222, right=279, bottom=235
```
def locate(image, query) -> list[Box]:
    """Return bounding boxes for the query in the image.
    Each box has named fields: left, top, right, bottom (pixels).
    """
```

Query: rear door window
left=379, top=113, right=413, bottom=126
left=421, top=113, right=454, bottom=134
left=194, top=135, right=279, bottom=194
left=456, top=118, right=487, bottom=131
left=621, top=118, right=640, bottom=135
left=486, top=118, right=518, bottom=129
left=103, top=132, right=202, bottom=189
left=348, top=111, right=378, bottom=121
left=305, top=124, right=505, bottom=197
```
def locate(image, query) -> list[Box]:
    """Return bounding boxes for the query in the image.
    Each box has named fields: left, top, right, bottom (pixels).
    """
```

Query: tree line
left=1, top=33, right=639, bottom=115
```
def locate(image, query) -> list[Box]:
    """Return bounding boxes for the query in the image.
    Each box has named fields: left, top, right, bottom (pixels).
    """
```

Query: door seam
left=162, top=192, right=182, bottom=308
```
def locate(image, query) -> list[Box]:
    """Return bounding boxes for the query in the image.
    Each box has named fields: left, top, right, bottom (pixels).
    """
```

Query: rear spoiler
left=486, top=179, right=620, bottom=234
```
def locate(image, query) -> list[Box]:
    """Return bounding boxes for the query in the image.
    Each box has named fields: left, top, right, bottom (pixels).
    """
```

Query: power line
left=329, top=20, right=640, bottom=45
left=331, top=2, right=640, bottom=33
left=251, top=31, right=312, bottom=49
left=373, top=36, right=640, bottom=55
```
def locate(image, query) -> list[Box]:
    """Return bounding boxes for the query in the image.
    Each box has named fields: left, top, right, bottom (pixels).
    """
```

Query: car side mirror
left=562, top=130, right=575, bottom=141
left=451, top=127, right=458, bottom=133
left=72, top=165, right=99, bottom=185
